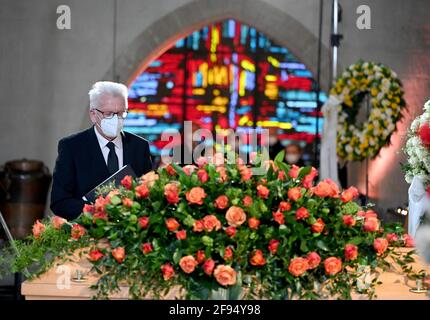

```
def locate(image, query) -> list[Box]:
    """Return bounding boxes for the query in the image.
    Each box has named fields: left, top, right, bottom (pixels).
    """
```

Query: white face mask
left=96, top=114, right=123, bottom=138
left=285, top=154, right=300, bottom=164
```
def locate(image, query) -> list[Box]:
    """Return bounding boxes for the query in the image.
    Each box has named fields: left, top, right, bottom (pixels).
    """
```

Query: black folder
left=82, top=164, right=137, bottom=203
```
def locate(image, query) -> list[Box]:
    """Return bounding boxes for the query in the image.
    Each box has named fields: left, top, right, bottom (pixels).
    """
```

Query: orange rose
left=88, top=249, right=104, bottom=262
left=141, top=171, right=159, bottom=188
left=363, top=216, right=380, bottom=232
left=51, top=216, right=66, bottom=230
left=268, top=239, right=280, bottom=254
left=306, top=252, right=321, bottom=269
left=214, top=265, right=237, bottom=286
left=344, top=244, right=358, bottom=261
left=112, top=247, right=126, bottom=263
left=364, top=210, right=378, bottom=218
left=141, top=242, right=153, bottom=254
left=71, top=224, right=85, bottom=240
left=288, top=165, right=300, bottom=179
left=295, top=207, right=309, bottom=220
left=179, top=255, right=198, bottom=274
left=202, top=215, right=222, bottom=232
left=342, top=215, right=356, bottom=227
left=288, top=257, right=309, bottom=277
left=203, top=258, right=215, bottom=275
left=138, top=216, right=149, bottom=229
left=403, top=234, right=414, bottom=247
left=183, top=165, right=197, bottom=176
left=225, top=226, right=236, bottom=238
left=243, top=195, right=253, bottom=207
left=32, top=220, right=46, bottom=239
left=216, top=166, right=228, bottom=182
left=288, top=187, right=302, bottom=201
left=257, top=185, right=270, bottom=199
left=386, top=233, right=399, bottom=243
left=95, top=195, right=110, bottom=213
left=122, top=197, right=133, bottom=207
left=93, top=211, right=107, bottom=222
left=164, top=183, right=180, bottom=204
left=240, top=166, right=253, bottom=181
left=248, top=217, right=260, bottom=230
left=186, top=187, right=206, bottom=205
left=324, top=257, right=342, bottom=275
left=278, top=201, right=291, bottom=212
left=120, top=175, right=133, bottom=190
left=250, top=249, right=266, bottom=266
left=313, top=179, right=340, bottom=198
left=272, top=211, right=285, bottom=225
left=224, top=247, right=234, bottom=261
left=196, top=250, right=206, bottom=264
left=311, top=218, right=325, bottom=233
left=357, top=210, right=366, bottom=217
left=161, top=263, right=174, bottom=280
left=341, top=186, right=359, bottom=203
left=214, top=195, right=229, bottom=209
left=302, top=167, right=318, bottom=189
left=197, top=169, right=209, bottom=183
left=166, top=164, right=176, bottom=176
left=176, top=230, right=187, bottom=240
left=278, top=170, right=286, bottom=181
left=373, top=238, right=388, bottom=255
left=193, top=220, right=204, bottom=232
left=225, top=206, right=247, bottom=227
left=135, top=184, right=149, bottom=198
left=165, top=218, right=180, bottom=232
left=83, top=204, right=95, bottom=213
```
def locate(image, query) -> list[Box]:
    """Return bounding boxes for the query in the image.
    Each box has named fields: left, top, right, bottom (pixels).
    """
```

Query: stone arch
left=104, top=0, right=331, bottom=91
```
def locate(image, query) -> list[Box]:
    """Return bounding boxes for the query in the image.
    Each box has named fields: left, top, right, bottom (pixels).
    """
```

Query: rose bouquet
left=1, top=152, right=416, bottom=299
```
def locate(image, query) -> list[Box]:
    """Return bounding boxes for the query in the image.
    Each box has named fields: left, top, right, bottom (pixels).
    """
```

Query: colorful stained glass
left=126, top=19, right=326, bottom=165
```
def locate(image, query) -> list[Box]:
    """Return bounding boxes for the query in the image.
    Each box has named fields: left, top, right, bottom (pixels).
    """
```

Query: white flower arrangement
left=404, top=100, right=430, bottom=187
left=330, top=61, right=406, bottom=161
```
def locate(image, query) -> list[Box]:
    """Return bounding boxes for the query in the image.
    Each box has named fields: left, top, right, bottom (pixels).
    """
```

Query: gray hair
left=88, top=81, right=128, bottom=110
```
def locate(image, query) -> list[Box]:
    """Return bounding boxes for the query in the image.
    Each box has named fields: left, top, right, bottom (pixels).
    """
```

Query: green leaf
left=349, top=237, right=363, bottom=245
left=300, top=240, right=309, bottom=252
left=297, top=167, right=312, bottom=179
left=109, top=196, right=121, bottom=206
left=274, top=150, right=285, bottom=163
left=228, top=270, right=243, bottom=300
left=316, top=240, right=329, bottom=252
left=173, top=249, right=182, bottom=264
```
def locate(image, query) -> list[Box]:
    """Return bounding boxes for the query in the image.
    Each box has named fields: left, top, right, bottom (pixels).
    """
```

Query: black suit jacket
left=50, top=127, right=152, bottom=220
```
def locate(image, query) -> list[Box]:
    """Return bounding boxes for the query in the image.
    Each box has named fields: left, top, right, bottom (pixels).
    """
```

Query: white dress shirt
left=94, top=126, right=124, bottom=169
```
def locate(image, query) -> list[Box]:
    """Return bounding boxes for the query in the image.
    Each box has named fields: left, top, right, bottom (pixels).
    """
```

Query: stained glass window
left=125, top=19, right=326, bottom=166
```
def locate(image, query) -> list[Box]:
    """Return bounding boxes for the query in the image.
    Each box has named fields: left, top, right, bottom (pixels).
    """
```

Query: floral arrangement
left=404, top=99, right=430, bottom=189
left=1, top=152, right=416, bottom=300
left=331, top=61, right=406, bottom=161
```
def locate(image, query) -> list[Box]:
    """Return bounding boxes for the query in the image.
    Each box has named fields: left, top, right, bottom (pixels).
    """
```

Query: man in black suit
left=50, top=81, right=152, bottom=220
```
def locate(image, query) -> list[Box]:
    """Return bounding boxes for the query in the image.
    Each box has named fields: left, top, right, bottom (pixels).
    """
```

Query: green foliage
left=0, top=153, right=418, bottom=300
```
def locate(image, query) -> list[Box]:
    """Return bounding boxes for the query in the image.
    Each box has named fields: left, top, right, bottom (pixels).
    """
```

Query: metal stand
left=330, top=0, right=345, bottom=186
left=365, top=94, right=370, bottom=204
left=0, top=209, right=27, bottom=300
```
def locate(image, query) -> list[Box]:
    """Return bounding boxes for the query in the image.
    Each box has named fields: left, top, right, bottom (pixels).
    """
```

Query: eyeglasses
left=94, top=108, right=128, bottom=119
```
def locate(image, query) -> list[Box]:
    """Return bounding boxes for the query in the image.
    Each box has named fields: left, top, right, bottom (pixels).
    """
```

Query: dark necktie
left=106, top=142, right=119, bottom=174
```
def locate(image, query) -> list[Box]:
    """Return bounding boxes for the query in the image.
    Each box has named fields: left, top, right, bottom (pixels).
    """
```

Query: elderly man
left=50, top=81, right=152, bottom=220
